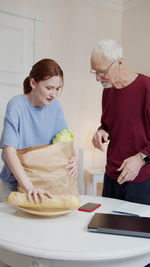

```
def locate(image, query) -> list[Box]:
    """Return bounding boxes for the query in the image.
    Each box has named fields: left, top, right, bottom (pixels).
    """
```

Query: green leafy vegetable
left=52, top=129, right=74, bottom=144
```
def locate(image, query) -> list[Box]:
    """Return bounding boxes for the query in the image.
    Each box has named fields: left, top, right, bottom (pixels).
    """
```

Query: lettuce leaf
left=52, top=129, right=74, bottom=144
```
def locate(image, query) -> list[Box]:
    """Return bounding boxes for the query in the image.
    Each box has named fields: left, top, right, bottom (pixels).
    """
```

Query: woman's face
left=30, top=76, right=63, bottom=107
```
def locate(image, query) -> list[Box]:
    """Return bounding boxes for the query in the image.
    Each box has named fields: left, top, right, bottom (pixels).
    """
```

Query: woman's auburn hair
left=23, top=58, right=63, bottom=94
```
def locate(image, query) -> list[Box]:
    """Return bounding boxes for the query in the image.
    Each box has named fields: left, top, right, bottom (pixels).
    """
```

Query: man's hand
left=117, top=153, right=145, bottom=184
left=92, top=129, right=109, bottom=151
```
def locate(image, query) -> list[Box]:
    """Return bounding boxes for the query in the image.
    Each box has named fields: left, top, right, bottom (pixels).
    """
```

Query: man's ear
left=30, top=78, right=36, bottom=89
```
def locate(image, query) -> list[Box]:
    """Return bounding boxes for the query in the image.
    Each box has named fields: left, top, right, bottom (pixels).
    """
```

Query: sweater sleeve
left=139, top=85, right=150, bottom=157
left=98, top=89, right=108, bottom=132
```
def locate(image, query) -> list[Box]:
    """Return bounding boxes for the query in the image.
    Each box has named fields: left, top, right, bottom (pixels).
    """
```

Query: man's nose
left=96, top=74, right=102, bottom=82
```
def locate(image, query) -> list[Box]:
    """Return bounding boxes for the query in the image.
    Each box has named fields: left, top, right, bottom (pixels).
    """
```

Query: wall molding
left=123, top=0, right=147, bottom=11
left=0, top=1, right=43, bottom=21
left=88, top=0, right=123, bottom=11
left=88, top=0, right=147, bottom=12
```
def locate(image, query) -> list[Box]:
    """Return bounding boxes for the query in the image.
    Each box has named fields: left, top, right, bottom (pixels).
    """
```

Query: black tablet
left=88, top=213, right=150, bottom=238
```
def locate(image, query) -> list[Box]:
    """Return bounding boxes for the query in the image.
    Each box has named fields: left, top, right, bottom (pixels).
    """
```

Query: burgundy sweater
left=100, top=74, right=150, bottom=182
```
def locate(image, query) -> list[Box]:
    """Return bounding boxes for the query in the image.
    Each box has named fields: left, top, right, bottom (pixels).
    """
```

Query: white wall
left=122, top=0, right=150, bottom=76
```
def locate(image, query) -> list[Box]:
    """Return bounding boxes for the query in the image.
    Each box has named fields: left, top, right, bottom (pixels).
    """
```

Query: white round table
left=0, top=195, right=150, bottom=267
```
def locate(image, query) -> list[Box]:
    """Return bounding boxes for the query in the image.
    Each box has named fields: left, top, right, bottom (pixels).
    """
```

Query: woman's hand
left=27, top=188, right=52, bottom=203
left=4, top=147, right=52, bottom=203
left=65, top=156, right=79, bottom=180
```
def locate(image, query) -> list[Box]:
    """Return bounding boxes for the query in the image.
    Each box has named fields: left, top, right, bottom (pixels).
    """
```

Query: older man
left=91, top=39, right=150, bottom=204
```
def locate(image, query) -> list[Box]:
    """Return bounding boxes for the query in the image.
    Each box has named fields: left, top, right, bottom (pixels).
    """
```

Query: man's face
left=91, top=52, right=116, bottom=88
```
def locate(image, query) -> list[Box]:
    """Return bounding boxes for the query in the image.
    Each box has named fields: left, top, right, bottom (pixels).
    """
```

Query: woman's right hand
left=27, top=188, right=52, bottom=203
left=92, top=129, right=109, bottom=151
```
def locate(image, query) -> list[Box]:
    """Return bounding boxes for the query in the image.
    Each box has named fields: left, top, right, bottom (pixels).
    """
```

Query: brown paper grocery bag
left=17, top=142, right=78, bottom=195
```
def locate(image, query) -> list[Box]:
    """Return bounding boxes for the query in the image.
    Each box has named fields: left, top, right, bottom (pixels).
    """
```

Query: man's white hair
left=92, top=39, right=123, bottom=62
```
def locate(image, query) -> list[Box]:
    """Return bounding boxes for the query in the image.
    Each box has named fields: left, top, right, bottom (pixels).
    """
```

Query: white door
left=0, top=11, right=34, bottom=130
left=0, top=10, right=36, bottom=167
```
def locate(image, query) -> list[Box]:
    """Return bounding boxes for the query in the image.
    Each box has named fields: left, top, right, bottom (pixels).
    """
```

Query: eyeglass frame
left=90, top=62, right=114, bottom=77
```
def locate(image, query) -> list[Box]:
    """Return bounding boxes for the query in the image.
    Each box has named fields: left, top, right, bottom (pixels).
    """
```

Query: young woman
left=0, top=58, right=78, bottom=203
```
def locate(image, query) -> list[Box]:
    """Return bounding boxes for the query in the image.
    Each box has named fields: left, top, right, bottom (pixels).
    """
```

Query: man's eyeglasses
left=90, top=62, right=114, bottom=77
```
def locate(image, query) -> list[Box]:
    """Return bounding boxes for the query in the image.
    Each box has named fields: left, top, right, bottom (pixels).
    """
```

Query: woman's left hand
left=65, top=156, right=79, bottom=179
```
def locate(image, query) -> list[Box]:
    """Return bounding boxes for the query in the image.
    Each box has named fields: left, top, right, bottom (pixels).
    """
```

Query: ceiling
left=88, top=0, right=147, bottom=11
